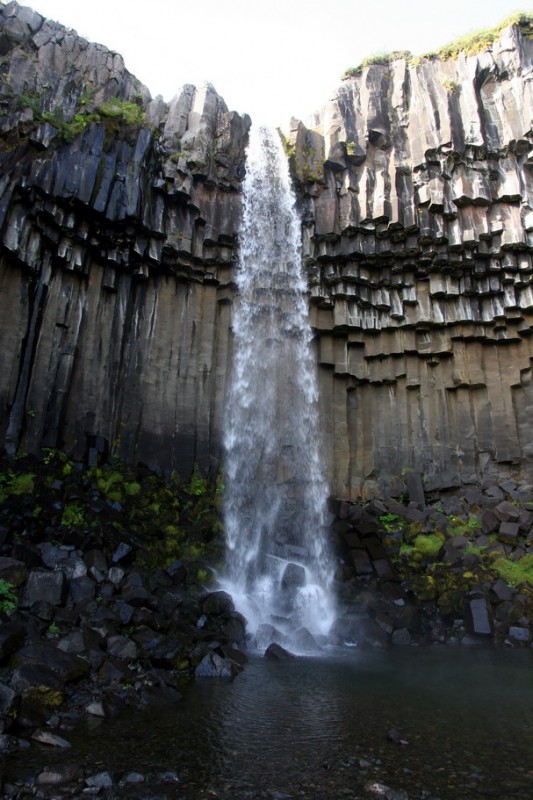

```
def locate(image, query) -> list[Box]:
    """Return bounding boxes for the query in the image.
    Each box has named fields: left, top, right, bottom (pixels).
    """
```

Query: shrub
left=0, top=579, right=17, bottom=614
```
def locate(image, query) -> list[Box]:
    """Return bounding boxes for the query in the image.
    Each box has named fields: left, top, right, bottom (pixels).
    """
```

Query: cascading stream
left=221, top=125, right=336, bottom=653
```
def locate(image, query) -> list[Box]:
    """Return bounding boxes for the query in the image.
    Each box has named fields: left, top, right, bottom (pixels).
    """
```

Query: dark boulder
left=201, top=591, right=235, bottom=616
left=264, top=642, right=296, bottom=660
left=20, top=570, right=66, bottom=608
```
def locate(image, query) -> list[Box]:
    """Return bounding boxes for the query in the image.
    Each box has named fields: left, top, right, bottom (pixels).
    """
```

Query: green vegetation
left=342, top=13, right=533, bottom=79
left=16, top=90, right=148, bottom=144
left=412, top=533, right=444, bottom=559
left=60, top=503, right=86, bottom=527
left=442, top=79, right=460, bottom=94
left=426, top=12, right=533, bottom=60
left=446, top=514, right=481, bottom=537
left=0, top=470, right=35, bottom=502
left=343, top=50, right=412, bottom=79
left=378, top=513, right=402, bottom=532
left=493, top=554, right=533, bottom=587
left=0, top=451, right=222, bottom=583
left=0, top=579, right=17, bottom=614
left=98, top=98, right=146, bottom=126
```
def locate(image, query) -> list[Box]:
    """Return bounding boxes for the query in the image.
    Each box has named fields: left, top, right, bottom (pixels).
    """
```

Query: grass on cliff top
left=342, top=12, right=533, bottom=78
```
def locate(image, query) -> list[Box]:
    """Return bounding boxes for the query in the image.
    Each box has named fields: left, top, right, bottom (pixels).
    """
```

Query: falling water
left=221, top=125, right=336, bottom=653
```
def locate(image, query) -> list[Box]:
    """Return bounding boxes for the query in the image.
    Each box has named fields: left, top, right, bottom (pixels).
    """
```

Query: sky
left=25, top=0, right=530, bottom=127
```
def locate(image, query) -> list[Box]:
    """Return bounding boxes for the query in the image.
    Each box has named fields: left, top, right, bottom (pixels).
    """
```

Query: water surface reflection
left=5, top=647, right=533, bottom=799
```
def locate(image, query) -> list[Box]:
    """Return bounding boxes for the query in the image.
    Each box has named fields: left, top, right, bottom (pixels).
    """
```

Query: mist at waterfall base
left=219, top=125, right=336, bottom=653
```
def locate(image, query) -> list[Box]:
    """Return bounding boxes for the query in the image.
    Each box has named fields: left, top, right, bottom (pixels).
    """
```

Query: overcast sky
left=27, top=0, right=527, bottom=127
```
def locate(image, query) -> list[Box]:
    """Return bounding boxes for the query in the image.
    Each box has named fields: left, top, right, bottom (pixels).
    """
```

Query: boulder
left=194, top=651, right=241, bottom=678
left=21, top=570, right=65, bottom=608
left=281, top=562, right=306, bottom=589
left=466, top=597, right=493, bottom=636
left=201, top=591, right=235, bottom=616
left=11, top=642, right=90, bottom=684
left=264, top=643, right=296, bottom=660
left=0, top=557, right=28, bottom=587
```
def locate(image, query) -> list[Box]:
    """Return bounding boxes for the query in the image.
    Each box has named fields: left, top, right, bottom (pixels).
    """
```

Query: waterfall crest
left=221, top=125, right=336, bottom=653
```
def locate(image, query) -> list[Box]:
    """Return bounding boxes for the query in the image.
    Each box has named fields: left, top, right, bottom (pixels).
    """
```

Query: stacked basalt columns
left=287, top=22, right=533, bottom=497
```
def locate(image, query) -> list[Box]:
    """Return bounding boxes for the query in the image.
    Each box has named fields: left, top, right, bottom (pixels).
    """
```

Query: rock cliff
left=286, top=18, right=533, bottom=497
left=2, top=2, right=533, bottom=498
left=0, top=1, right=250, bottom=476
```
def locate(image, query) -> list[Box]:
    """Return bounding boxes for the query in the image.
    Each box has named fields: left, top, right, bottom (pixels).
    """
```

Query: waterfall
left=221, top=125, right=336, bottom=654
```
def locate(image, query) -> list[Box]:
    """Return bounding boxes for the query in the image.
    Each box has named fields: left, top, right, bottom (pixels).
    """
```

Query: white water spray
left=221, top=125, right=336, bottom=653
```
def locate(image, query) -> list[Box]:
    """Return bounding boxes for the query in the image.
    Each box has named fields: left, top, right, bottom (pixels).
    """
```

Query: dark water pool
left=4, top=647, right=533, bottom=799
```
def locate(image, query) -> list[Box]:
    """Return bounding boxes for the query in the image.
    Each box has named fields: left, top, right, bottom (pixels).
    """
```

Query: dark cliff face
left=0, top=1, right=250, bottom=476
left=2, top=2, right=533, bottom=498
left=286, top=23, right=533, bottom=497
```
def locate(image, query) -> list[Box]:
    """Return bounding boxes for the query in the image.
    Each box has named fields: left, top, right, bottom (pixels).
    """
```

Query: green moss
left=186, top=465, right=208, bottom=497
left=0, top=470, right=35, bottom=501
left=446, top=514, right=481, bottom=536
left=22, top=686, right=64, bottom=709
left=413, top=533, right=444, bottom=558
left=378, top=513, right=403, bottom=533
left=493, top=554, right=533, bottom=587
left=98, top=97, right=146, bottom=126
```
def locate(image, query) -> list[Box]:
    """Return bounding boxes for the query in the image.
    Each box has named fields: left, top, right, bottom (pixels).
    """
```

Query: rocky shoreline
left=0, top=453, right=531, bottom=797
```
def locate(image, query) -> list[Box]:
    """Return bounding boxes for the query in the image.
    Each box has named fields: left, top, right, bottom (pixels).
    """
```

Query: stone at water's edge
left=264, top=643, right=296, bottom=661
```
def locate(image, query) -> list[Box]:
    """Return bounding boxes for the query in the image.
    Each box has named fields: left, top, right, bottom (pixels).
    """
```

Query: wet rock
left=112, top=542, right=133, bottom=564
left=166, top=559, right=187, bottom=583
left=194, top=651, right=242, bottom=678
left=85, top=771, right=115, bottom=789
left=292, top=627, right=321, bottom=653
left=407, top=472, right=425, bottom=508
left=68, top=575, right=96, bottom=604
left=281, top=562, right=306, bottom=589
left=57, top=630, right=86, bottom=654
left=20, top=570, right=66, bottom=608
left=329, top=615, right=360, bottom=646
left=0, top=683, right=18, bottom=726
left=491, top=579, right=515, bottom=603
left=121, top=772, right=145, bottom=784
left=86, top=692, right=125, bottom=718
left=106, top=634, right=138, bottom=661
left=0, top=557, right=28, bottom=587
left=0, top=621, right=25, bottom=663
left=139, top=684, right=182, bottom=706
left=222, top=613, right=246, bottom=644
left=147, top=635, right=185, bottom=668
left=120, top=572, right=150, bottom=607
left=108, top=566, right=125, bottom=586
left=12, top=642, right=90, bottom=684
left=352, top=549, right=374, bottom=575
left=498, top=521, right=520, bottom=545
left=508, top=626, right=530, bottom=643
left=387, top=728, right=409, bottom=745
left=36, top=764, right=82, bottom=785
left=391, top=628, right=411, bottom=646
left=9, top=658, right=62, bottom=698
left=264, top=642, right=296, bottom=660
left=466, top=597, right=493, bottom=636
left=31, top=729, right=71, bottom=747
left=364, top=782, right=409, bottom=800
left=39, top=544, right=71, bottom=569
left=201, top=591, right=235, bottom=616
